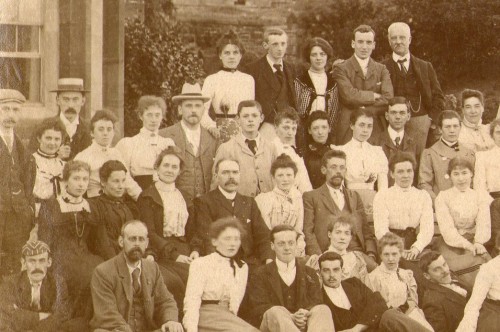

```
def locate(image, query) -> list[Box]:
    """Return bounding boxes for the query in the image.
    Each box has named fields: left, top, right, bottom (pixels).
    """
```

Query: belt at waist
left=201, top=300, right=220, bottom=305
left=490, top=191, right=500, bottom=199
left=214, top=113, right=237, bottom=119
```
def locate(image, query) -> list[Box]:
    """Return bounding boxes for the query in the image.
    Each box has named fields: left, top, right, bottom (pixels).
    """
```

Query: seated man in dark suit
left=191, top=158, right=273, bottom=268
left=376, top=97, right=419, bottom=186
left=247, top=224, right=334, bottom=331
left=303, top=149, right=377, bottom=270
left=303, top=111, right=333, bottom=189
left=0, top=240, right=70, bottom=332
left=90, top=220, right=183, bottom=332
left=319, top=251, right=433, bottom=332
left=419, top=251, right=468, bottom=332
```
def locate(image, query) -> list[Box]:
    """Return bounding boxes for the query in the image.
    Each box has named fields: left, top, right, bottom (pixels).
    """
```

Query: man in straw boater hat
left=159, top=82, right=219, bottom=204
left=29, top=78, right=92, bottom=160
left=0, top=89, right=33, bottom=277
left=0, top=240, right=71, bottom=332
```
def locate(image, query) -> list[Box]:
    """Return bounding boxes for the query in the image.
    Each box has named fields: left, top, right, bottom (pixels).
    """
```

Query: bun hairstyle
left=216, top=30, right=246, bottom=56
left=270, top=153, right=298, bottom=176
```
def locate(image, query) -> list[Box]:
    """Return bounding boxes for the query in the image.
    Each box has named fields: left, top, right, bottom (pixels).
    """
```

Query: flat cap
left=0, top=89, right=26, bottom=104
left=22, top=240, right=51, bottom=257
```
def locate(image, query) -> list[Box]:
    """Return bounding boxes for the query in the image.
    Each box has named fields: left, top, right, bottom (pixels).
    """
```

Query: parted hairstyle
left=302, top=37, right=333, bottom=62
left=388, top=151, right=417, bottom=173
left=437, top=110, right=461, bottom=128
left=319, top=251, right=344, bottom=268
left=377, top=232, right=404, bottom=254
left=350, top=108, right=374, bottom=126
left=447, top=156, right=474, bottom=175
left=136, top=95, right=167, bottom=116
left=388, top=96, right=408, bottom=107
left=270, top=153, right=298, bottom=176
left=99, top=160, right=128, bottom=183
left=327, top=213, right=355, bottom=233
left=62, top=160, right=91, bottom=181
left=154, top=146, right=184, bottom=171
left=274, top=107, right=300, bottom=127
left=418, top=250, right=442, bottom=274
left=90, top=109, right=118, bottom=131
left=216, top=30, right=245, bottom=56
left=353, top=24, right=376, bottom=40
left=36, top=118, right=66, bottom=139
left=321, top=149, right=347, bottom=167
left=461, top=89, right=484, bottom=107
left=209, top=217, right=245, bottom=240
left=214, top=158, right=240, bottom=174
left=237, top=100, right=263, bottom=115
left=270, top=224, right=299, bottom=242
left=307, top=110, right=330, bottom=129
left=263, top=27, right=287, bottom=43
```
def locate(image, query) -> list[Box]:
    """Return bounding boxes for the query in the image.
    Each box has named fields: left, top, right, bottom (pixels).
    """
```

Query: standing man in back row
left=383, top=22, right=445, bottom=155
left=245, top=27, right=297, bottom=141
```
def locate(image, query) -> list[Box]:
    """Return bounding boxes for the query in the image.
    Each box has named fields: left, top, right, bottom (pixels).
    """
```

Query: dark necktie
left=132, top=268, right=141, bottom=295
left=397, top=59, right=408, bottom=75
left=442, top=139, right=460, bottom=151
left=395, top=136, right=401, bottom=148
left=290, top=145, right=302, bottom=157
left=245, top=139, right=257, bottom=155
left=273, top=64, right=284, bottom=84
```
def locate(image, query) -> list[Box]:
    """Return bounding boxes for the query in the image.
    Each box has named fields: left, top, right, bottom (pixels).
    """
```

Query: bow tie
left=442, top=139, right=459, bottom=151
left=290, top=145, right=302, bottom=157
left=216, top=250, right=244, bottom=276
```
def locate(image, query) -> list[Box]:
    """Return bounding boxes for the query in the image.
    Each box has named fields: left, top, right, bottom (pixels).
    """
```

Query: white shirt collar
left=241, top=132, right=261, bottom=149
left=393, top=183, right=412, bottom=192
left=323, top=284, right=352, bottom=310
left=441, top=138, right=458, bottom=146
left=218, top=186, right=237, bottom=200
left=350, top=138, right=367, bottom=149
left=354, top=54, right=370, bottom=70
left=387, top=126, right=404, bottom=142
left=180, top=120, right=201, bottom=135
left=126, top=258, right=142, bottom=276
left=140, top=127, right=158, bottom=137
left=326, top=183, right=344, bottom=194
left=59, top=112, right=80, bottom=125
left=91, top=140, right=110, bottom=151
left=0, top=127, right=14, bottom=144
left=392, top=52, right=411, bottom=63
left=275, top=258, right=296, bottom=272
left=266, top=54, right=284, bottom=72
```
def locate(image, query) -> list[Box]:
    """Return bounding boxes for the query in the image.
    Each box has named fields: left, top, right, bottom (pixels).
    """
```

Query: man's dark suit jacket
left=0, top=271, right=70, bottom=332
left=375, top=129, right=419, bottom=186
left=90, top=253, right=178, bottom=332
left=383, top=55, right=445, bottom=123
left=303, top=184, right=376, bottom=255
left=244, top=56, right=297, bottom=125
left=247, top=258, right=322, bottom=327
left=191, top=188, right=273, bottom=265
left=421, top=281, right=468, bottom=332
left=322, top=277, right=388, bottom=331
left=28, top=115, right=92, bottom=160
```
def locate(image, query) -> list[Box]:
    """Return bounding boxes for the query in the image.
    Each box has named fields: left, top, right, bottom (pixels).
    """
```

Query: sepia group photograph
left=0, top=0, right=499, bottom=331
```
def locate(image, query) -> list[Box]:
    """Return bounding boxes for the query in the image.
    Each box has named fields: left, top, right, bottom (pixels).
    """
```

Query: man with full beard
left=303, top=149, right=377, bottom=271
left=29, top=78, right=92, bottom=160
left=90, top=220, right=183, bottom=332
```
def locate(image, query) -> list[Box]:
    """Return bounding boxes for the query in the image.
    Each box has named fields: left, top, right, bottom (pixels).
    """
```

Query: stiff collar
left=275, top=258, right=296, bottom=272
left=462, top=117, right=482, bottom=130
left=392, top=52, right=411, bottom=65
left=393, top=183, right=412, bottom=192
left=59, top=112, right=79, bottom=126
left=140, top=127, right=159, bottom=137
left=218, top=186, right=237, bottom=200
left=155, top=180, right=176, bottom=193
left=388, top=126, right=405, bottom=142
left=180, top=120, right=201, bottom=136
left=266, top=54, right=284, bottom=72
left=354, top=54, right=370, bottom=71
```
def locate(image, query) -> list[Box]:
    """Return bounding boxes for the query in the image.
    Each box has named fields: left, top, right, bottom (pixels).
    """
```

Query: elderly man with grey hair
left=383, top=22, right=445, bottom=155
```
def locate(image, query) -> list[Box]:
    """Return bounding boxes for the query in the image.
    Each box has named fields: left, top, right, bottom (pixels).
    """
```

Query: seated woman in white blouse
left=137, top=146, right=194, bottom=286
left=201, top=30, right=255, bottom=142
left=116, top=95, right=175, bottom=190
left=435, top=156, right=492, bottom=289
left=367, top=232, right=434, bottom=331
left=334, top=109, right=388, bottom=223
left=255, top=153, right=305, bottom=256
left=456, top=233, right=500, bottom=332
left=183, top=217, right=259, bottom=332
left=323, top=213, right=369, bottom=283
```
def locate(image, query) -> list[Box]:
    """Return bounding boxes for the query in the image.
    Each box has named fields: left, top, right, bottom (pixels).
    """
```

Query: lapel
left=365, top=58, right=377, bottom=80
left=431, top=140, right=459, bottom=160
left=268, top=262, right=285, bottom=305
left=401, top=133, right=415, bottom=151
left=117, top=254, right=133, bottom=304
left=140, top=261, right=154, bottom=319
left=282, top=61, right=296, bottom=96
left=344, top=186, right=357, bottom=213
left=0, top=134, right=10, bottom=156
left=380, top=130, right=397, bottom=151
left=169, top=123, right=195, bottom=156
left=17, top=272, right=33, bottom=309
left=426, top=281, right=468, bottom=305
left=213, top=188, right=236, bottom=216
left=409, top=55, right=422, bottom=81
left=236, top=134, right=257, bottom=157
left=295, top=259, right=308, bottom=304
left=198, top=127, right=212, bottom=156
left=346, top=56, right=365, bottom=81
left=259, top=56, right=281, bottom=93
left=141, top=185, right=163, bottom=208
left=322, top=287, right=335, bottom=309
left=319, top=184, right=340, bottom=214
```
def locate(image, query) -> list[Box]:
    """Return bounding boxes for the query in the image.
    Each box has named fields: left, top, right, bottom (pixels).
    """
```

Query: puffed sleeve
left=474, top=189, right=493, bottom=244
left=183, top=258, right=206, bottom=332
left=435, top=191, right=474, bottom=250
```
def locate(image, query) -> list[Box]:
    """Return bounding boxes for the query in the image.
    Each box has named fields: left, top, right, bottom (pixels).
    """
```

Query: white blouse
left=115, top=128, right=175, bottom=177
left=367, top=264, right=418, bottom=309
left=155, top=181, right=188, bottom=237
left=335, top=139, right=388, bottom=190
left=200, top=70, right=255, bottom=129
left=373, top=185, right=434, bottom=252
left=457, top=256, right=500, bottom=332
left=474, top=145, right=500, bottom=193
left=458, top=120, right=495, bottom=152
left=435, top=187, right=492, bottom=249
left=32, top=152, right=65, bottom=200
left=308, top=70, right=327, bottom=112
left=183, top=252, right=248, bottom=332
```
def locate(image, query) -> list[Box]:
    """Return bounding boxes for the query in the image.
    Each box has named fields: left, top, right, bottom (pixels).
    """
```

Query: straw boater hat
left=50, top=78, right=90, bottom=93
left=172, top=83, right=210, bottom=103
left=0, top=89, right=26, bottom=104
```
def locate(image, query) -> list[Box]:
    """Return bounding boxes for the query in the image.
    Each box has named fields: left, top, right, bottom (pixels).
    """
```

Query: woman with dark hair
left=116, top=95, right=175, bottom=190
left=435, top=156, right=492, bottom=288
left=201, top=31, right=255, bottom=142
left=255, top=153, right=305, bottom=256
left=37, top=160, right=103, bottom=317
left=183, top=217, right=259, bottom=332
left=294, top=37, right=339, bottom=147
